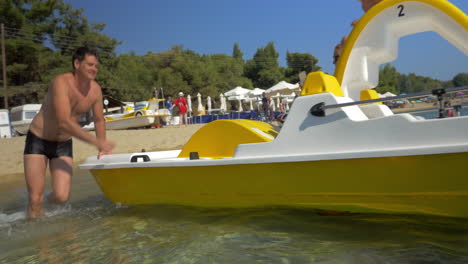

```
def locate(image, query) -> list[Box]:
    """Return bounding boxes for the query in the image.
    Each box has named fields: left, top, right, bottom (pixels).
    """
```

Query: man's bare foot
left=27, top=204, right=44, bottom=220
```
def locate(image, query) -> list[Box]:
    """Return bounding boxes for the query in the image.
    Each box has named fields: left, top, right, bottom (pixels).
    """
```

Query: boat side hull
left=91, top=152, right=468, bottom=218
left=105, top=116, right=156, bottom=130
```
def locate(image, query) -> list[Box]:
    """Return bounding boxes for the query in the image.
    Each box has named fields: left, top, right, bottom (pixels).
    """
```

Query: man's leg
left=24, top=154, right=48, bottom=219
left=179, top=114, right=183, bottom=128
left=183, top=113, right=188, bottom=126
left=48, top=156, right=73, bottom=204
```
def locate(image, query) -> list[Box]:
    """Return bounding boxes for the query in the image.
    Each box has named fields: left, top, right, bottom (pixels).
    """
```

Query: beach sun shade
left=265, top=81, right=300, bottom=96
left=197, top=93, right=203, bottom=114
left=224, top=86, right=252, bottom=97
left=187, top=95, right=192, bottom=112
left=220, top=94, right=227, bottom=112
left=248, top=88, right=266, bottom=97
left=207, top=96, right=212, bottom=113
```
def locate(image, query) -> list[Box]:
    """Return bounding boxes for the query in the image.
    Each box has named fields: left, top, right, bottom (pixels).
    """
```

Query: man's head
left=72, top=47, right=99, bottom=80
left=358, top=0, right=384, bottom=12
left=178, top=92, right=184, bottom=97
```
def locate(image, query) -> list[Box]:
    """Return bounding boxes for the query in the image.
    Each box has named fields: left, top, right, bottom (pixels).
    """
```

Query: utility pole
left=1, top=24, right=8, bottom=109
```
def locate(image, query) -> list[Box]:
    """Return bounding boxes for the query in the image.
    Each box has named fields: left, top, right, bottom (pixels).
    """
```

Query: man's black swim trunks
left=24, top=130, right=73, bottom=159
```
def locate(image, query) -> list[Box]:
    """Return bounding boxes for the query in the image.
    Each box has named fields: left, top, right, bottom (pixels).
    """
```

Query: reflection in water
left=1, top=173, right=468, bottom=263
left=1, top=203, right=468, bottom=263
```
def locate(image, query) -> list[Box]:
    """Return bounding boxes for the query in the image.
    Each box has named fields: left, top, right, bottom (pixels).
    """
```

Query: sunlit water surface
left=1, top=169, right=468, bottom=263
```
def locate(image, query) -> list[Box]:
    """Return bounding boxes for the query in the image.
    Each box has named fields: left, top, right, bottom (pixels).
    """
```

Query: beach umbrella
left=238, top=99, right=243, bottom=112
left=456, top=91, right=464, bottom=96
left=207, top=96, right=212, bottom=114
left=276, top=93, right=281, bottom=109
left=283, top=97, right=290, bottom=111
left=187, top=95, right=192, bottom=113
left=248, top=88, right=266, bottom=97
left=265, top=81, right=300, bottom=96
left=224, top=86, right=251, bottom=97
left=220, top=93, right=227, bottom=112
left=197, top=93, right=203, bottom=114
left=383, top=92, right=397, bottom=97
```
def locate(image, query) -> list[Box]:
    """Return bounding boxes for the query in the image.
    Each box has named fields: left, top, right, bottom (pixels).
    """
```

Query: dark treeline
left=1, top=0, right=467, bottom=108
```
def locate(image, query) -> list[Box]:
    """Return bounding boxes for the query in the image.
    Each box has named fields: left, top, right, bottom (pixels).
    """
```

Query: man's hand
left=98, top=151, right=113, bottom=159
left=97, top=139, right=115, bottom=159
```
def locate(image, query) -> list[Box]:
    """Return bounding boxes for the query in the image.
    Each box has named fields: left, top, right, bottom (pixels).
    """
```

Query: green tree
left=244, top=42, right=283, bottom=88
left=285, top=51, right=321, bottom=83
left=0, top=0, right=120, bottom=107
left=232, top=43, right=243, bottom=61
left=452, top=73, right=468, bottom=87
left=376, top=64, right=399, bottom=94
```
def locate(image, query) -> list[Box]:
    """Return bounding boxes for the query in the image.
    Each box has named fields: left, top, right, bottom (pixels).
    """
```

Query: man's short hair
left=72, top=47, right=99, bottom=70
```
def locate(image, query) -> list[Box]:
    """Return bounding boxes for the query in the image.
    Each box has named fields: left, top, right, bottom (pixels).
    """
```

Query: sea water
left=1, top=170, right=468, bottom=264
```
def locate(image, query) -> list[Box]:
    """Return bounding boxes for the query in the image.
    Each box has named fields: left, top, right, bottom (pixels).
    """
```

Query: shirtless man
left=24, top=47, right=115, bottom=219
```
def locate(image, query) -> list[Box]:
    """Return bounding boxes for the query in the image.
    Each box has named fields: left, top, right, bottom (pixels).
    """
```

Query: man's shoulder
left=90, top=80, right=102, bottom=90
left=54, top=72, right=74, bottom=82
left=51, top=73, right=74, bottom=90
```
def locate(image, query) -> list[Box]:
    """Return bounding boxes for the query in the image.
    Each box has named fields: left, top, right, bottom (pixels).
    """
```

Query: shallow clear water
left=1, top=171, right=468, bottom=264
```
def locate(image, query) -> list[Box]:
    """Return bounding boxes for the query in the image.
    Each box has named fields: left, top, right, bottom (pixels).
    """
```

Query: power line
left=4, top=26, right=117, bottom=53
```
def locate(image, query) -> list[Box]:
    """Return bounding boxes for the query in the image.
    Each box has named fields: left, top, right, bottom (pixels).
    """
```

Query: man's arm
left=91, top=87, right=112, bottom=157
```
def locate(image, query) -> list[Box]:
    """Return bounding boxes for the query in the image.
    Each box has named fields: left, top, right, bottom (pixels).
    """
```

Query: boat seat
left=301, top=72, right=344, bottom=97
left=360, top=104, right=394, bottom=119
left=358, top=89, right=394, bottom=119
left=178, top=119, right=278, bottom=159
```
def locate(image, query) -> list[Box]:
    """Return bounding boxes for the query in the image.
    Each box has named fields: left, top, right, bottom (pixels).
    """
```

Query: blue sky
left=66, top=0, right=467, bottom=81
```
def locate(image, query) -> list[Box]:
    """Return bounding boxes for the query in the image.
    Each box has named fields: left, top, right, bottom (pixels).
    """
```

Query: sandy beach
left=0, top=124, right=205, bottom=180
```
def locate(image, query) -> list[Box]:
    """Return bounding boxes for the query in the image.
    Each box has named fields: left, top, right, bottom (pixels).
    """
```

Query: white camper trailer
left=0, top=109, right=12, bottom=138
left=10, top=104, right=41, bottom=136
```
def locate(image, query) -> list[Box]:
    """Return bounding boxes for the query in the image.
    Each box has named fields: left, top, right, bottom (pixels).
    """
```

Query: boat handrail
left=311, top=86, right=468, bottom=118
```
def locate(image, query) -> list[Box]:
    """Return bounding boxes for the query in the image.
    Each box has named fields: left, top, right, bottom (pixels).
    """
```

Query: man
left=24, top=47, right=115, bottom=219
left=261, top=93, right=270, bottom=121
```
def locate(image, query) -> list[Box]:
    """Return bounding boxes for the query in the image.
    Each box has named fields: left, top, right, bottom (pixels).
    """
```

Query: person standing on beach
left=165, top=96, right=173, bottom=113
left=23, top=47, right=115, bottom=219
left=171, top=92, right=189, bottom=127
left=165, top=95, right=173, bottom=125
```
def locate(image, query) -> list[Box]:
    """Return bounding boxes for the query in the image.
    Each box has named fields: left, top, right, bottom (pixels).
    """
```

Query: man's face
left=75, top=55, right=99, bottom=80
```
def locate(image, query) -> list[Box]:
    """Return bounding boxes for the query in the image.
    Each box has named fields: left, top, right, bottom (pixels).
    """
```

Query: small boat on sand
left=84, top=99, right=170, bottom=130
left=80, top=0, right=468, bottom=218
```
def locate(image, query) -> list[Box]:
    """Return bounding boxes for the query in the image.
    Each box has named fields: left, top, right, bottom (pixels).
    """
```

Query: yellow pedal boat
left=80, top=0, right=468, bottom=218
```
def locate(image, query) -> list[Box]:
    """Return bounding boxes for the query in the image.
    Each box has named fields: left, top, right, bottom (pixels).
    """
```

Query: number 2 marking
left=397, top=4, right=405, bottom=17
